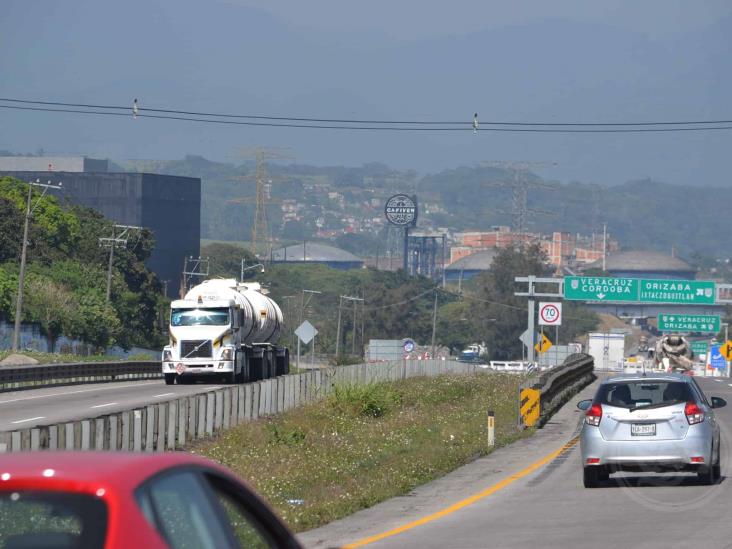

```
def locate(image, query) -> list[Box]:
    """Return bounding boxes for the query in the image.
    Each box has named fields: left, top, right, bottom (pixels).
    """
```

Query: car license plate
left=631, top=423, right=656, bottom=436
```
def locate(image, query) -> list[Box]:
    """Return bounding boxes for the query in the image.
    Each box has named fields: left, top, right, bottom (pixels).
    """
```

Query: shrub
left=328, top=383, right=401, bottom=418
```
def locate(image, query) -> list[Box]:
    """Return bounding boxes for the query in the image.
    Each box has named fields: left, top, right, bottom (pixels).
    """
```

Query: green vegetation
left=0, top=177, right=166, bottom=351
left=200, top=242, right=598, bottom=359
left=194, top=372, right=528, bottom=531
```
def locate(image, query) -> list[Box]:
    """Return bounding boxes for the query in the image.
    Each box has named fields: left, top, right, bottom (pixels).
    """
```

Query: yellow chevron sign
left=720, top=340, right=732, bottom=361
left=534, top=333, right=552, bottom=355
left=520, top=388, right=541, bottom=427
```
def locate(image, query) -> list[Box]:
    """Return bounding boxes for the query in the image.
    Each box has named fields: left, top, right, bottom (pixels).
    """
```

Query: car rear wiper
left=629, top=400, right=683, bottom=412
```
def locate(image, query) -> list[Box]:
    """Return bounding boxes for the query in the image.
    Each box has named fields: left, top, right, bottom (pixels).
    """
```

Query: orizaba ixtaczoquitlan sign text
left=564, top=276, right=716, bottom=304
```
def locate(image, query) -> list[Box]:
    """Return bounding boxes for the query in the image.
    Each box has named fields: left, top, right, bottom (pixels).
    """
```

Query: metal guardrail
left=518, top=353, right=595, bottom=429
left=0, top=361, right=162, bottom=392
left=0, top=359, right=477, bottom=451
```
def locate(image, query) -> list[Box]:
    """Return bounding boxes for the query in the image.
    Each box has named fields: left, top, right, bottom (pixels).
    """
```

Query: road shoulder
left=298, top=377, right=600, bottom=548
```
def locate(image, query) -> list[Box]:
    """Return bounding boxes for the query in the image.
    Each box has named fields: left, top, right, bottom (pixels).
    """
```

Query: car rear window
left=0, top=491, right=107, bottom=548
left=596, top=380, right=693, bottom=409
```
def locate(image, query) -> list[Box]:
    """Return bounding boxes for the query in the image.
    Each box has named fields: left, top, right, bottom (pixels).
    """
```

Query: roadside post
left=487, top=410, right=495, bottom=447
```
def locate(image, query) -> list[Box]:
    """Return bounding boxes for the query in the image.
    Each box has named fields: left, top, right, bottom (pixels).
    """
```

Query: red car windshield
left=0, top=490, right=107, bottom=548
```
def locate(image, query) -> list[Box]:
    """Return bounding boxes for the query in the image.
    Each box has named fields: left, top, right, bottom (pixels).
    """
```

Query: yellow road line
left=342, top=437, right=579, bottom=549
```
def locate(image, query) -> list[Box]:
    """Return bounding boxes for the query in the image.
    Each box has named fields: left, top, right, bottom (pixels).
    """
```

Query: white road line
left=11, top=416, right=45, bottom=424
left=90, top=402, right=118, bottom=409
left=153, top=393, right=175, bottom=398
left=728, top=384, right=732, bottom=387
left=0, top=381, right=162, bottom=405
left=716, top=379, right=723, bottom=382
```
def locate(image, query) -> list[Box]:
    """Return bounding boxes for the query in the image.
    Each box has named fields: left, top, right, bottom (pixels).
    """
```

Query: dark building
left=1, top=168, right=200, bottom=297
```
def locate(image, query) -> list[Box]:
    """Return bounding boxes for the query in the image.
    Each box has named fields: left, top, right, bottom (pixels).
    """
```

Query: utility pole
left=335, top=296, right=343, bottom=358
left=430, top=289, right=438, bottom=358
left=602, top=222, right=608, bottom=271
left=297, top=289, right=321, bottom=369
left=352, top=297, right=358, bottom=355
left=99, top=224, right=143, bottom=302
left=181, top=256, right=210, bottom=294
left=335, top=295, right=363, bottom=357
left=12, top=179, right=63, bottom=351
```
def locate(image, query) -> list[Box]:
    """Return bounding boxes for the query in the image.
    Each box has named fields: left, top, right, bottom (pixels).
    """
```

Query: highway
left=0, top=380, right=228, bottom=431
left=300, top=377, right=732, bottom=549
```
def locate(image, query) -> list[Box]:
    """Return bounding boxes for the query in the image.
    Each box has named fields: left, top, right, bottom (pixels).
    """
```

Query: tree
left=201, top=243, right=257, bottom=279
left=23, top=275, right=74, bottom=352
left=67, top=289, right=121, bottom=350
left=0, top=198, right=22, bottom=262
left=463, top=245, right=599, bottom=359
left=471, top=245, right=549, bottom=359
left=0, top=177, right=167, bottom=351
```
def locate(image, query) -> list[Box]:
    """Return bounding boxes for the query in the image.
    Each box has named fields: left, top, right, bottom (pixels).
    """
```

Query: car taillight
left=585, top=403, right=602, bottom=426
left=685, top=401, right=704, bottom=425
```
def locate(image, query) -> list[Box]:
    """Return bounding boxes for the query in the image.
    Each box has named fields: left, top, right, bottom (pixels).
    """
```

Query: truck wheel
left=165, top=374, right=176, bottom=385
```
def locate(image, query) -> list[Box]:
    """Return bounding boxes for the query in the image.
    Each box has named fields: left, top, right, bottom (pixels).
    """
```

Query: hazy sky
left=230, top=0, right=732, bottom=39
left=1, top=0, right=731, bottom=185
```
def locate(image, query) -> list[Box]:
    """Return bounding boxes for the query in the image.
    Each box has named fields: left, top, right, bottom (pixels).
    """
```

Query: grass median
left=193, top=372, right=529, bottom=532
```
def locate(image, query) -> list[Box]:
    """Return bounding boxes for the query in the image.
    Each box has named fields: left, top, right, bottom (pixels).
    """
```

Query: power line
left=0, top=98, right=732, bottom=133
left=3, top=97, right=732, bottom=127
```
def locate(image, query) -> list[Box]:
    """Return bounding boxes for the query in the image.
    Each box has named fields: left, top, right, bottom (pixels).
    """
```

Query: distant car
left=0, top=452, right=301, bottom=548
left=578, top=373, right=726, bottom=488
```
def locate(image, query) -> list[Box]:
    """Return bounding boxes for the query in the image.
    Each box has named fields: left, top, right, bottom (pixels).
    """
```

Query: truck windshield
left=171, top=308, right=230, bottom=327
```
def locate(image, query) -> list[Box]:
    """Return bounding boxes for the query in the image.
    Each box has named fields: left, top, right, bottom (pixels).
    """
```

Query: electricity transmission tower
left=99, top=224, right=143, bottom=302
left=482, top=161, right=558, bottom=236
left=229, top=147, right=294, bottom=258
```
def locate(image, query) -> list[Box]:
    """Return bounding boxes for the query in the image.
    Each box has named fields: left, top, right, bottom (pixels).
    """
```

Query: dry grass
left=193, top=372, right=529, bottom=532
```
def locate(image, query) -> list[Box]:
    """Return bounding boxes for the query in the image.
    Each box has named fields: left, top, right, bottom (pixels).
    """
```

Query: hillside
left=123, top=157, right=728, bottom=260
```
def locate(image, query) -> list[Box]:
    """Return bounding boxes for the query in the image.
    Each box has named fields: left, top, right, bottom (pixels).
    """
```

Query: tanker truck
left=161, top=279, right=289, bottom=385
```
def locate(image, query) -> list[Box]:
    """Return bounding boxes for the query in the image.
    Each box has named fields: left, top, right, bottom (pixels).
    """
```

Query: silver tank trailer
left=184, top=279, right=282, bottom=344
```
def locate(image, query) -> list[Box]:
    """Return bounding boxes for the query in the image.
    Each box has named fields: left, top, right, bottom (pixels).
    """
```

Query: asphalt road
left=300, top=376, right=732, bottom=549
left=0, top=380, right=228, bottom=431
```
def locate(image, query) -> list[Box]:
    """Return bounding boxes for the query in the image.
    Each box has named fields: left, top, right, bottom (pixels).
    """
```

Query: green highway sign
left=691, top=341, right=710, bottom=355
left=640, top=279, right=716, bottom=304
left=658, top=314, right=720, bottom=333
left=564, top=276, right=717, bottom=304
left=563, top=276, right=639, bottom=302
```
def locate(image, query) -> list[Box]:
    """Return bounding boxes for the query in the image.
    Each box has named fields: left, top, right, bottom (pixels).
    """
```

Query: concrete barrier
left=0, top=359, right=476, bottom=452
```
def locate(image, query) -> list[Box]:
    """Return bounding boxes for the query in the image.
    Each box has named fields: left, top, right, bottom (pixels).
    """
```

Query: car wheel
left=713, top=443, right=721, bottom=482
left=583, top=466, right=599, bottom=488
left=597, top=466, right=610, bottom=481
left=164, top=374, right=176, bottom=385
left=698, top=465, right=715, bottom=485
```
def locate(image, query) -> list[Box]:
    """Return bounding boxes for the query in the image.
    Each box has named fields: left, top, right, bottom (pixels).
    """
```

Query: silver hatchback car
left=578, top=373, right=726, bottom=488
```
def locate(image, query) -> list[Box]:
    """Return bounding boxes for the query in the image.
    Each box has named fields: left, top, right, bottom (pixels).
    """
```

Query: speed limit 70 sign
left=538, top=302, right=562, bottom=326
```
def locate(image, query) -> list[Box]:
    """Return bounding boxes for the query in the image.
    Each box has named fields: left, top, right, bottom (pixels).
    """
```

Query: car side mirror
left=577, top=399, right=592, bottom=411
left=711, top=397, right=727, bottom=409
